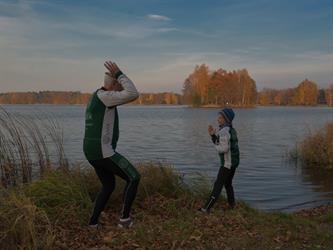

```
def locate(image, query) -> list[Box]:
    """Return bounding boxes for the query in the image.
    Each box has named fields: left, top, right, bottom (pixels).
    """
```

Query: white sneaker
left=198, top=207, right=210, bottom=214
left=117, top=217, right=133, bottom=229
left=88, top=223, right=101, bottom=229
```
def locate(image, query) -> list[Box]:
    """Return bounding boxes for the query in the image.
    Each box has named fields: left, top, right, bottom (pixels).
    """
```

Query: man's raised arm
left=97, top=61, right=139, bottom=107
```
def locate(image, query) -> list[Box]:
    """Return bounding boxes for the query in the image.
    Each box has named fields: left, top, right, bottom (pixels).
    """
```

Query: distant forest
left=0, top=91, right=91, bottom=105
left=0, top=64, right=332, bottom=106
left=182, top=64, right=332, bottom=107
left=258, top=79, right=333, bottom=106
left=0, top=91, right=182, bottom=105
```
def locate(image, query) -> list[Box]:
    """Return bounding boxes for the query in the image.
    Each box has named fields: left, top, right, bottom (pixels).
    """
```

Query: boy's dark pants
left=204, top=166, right=236, bottom=210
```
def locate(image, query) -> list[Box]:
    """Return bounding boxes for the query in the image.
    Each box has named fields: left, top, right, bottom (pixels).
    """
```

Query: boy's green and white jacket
left=83, top=74, right=139, bottom=161
left=212, top=126, right=240, bottom=169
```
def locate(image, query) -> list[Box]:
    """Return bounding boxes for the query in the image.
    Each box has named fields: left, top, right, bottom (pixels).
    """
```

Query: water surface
left=3, top=104, right=333, bottom=212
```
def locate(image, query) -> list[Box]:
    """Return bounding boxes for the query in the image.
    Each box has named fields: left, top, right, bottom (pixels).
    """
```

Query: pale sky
left=0, top=0, right=332, bottom=93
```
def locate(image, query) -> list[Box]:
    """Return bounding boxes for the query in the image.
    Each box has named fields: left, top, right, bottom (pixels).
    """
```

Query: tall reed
left=0, top=106, right=69, bottom=187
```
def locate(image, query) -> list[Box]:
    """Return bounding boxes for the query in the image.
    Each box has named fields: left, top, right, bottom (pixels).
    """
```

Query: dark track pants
left=204, top=166, right=236, bottom=210
left=88, top=153, right=140, bottom=224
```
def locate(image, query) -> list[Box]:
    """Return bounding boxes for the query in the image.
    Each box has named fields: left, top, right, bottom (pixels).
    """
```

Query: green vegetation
left=24, top=169, right=93, bottom=223
left=1, top=165, right=333, bottom=249
left=291, top=123, right=333, bottom=170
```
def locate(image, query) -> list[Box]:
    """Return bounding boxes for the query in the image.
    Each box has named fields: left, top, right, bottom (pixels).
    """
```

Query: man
left=83, top=61, right=140, bottom=228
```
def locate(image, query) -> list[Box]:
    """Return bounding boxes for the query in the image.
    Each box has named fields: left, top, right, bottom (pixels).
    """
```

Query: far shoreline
left=0, top=103, right=332, bottom=108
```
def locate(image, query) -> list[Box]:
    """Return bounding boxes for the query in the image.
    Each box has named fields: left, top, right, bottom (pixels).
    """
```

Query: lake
left=2, top=104, right=333, bottom=212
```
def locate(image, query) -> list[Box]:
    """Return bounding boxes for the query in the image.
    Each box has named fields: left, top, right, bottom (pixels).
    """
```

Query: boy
left=199, top=108, right=240, bottom=213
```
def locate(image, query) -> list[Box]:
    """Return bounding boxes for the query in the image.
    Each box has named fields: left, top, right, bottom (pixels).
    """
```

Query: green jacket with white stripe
left=212, top=125, right=240, bottom=169
left=83, top=74, right=139, bottom=161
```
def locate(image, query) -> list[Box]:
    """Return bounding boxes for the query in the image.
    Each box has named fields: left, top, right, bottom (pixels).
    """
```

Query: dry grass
left=0, top=190, right=54, bottom=250
left=0, top=106, right=68, bottom=187
left=291, top=123, right=333, bottom=170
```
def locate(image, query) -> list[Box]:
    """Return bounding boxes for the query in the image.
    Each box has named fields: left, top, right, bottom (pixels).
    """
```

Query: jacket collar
left=219, top=123, right=231, bottom=130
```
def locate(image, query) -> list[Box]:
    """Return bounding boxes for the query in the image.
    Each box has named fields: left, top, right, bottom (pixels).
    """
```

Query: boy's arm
left=211, top=134, right=219, bottom=144
left=97, top=74, right=139, bottom=107
left=214, top=128, right=230, bottom=153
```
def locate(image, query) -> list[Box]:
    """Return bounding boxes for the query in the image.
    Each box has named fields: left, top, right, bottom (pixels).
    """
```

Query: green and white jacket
left=83, top=74, right=139, bottom=161
left=211, top=125, right=240, bottom=169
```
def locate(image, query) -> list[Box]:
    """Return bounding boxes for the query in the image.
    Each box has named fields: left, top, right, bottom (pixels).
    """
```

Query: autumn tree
left=258, top=88, right=277, bottom=105
left=293, top=79, right=318, bottom=105
left=325, top=85, right=333, bottom=106
left=183, top=65, right=257, bottom=107
left=182, top=64, right=210, bottom=106
left=237, top=69, right=257, bottom=106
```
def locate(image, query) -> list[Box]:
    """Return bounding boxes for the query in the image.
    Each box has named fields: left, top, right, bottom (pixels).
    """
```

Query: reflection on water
left=302, top=165, right=333, bottom=196
left=2, top=104, right=333, bottom=211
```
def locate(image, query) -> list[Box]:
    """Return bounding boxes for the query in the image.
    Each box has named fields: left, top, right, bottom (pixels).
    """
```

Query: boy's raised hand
left=208, top=125, right=216, bottom=135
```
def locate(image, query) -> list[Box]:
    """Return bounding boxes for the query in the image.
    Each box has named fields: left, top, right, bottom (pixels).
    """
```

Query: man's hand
left=104, top=61, right=122, bottom=78
left=208, top=125, right=216, bottom=135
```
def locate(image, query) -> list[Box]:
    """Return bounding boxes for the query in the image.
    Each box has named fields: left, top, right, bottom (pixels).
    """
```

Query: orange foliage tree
left=183, top=64, right=257, bottom=107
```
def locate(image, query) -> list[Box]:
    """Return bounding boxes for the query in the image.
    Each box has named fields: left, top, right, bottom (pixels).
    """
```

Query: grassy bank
left=291, top=123, right=333, bottom=170
left=1, top=164, right=333, bottom=250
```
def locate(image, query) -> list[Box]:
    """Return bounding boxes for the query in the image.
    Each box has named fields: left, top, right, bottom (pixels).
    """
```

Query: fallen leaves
left=50, top=197, right=333, bottom=249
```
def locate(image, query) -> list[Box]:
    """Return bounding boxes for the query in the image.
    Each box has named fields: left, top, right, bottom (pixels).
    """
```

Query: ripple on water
left=2, top=105, right=333, bottom=211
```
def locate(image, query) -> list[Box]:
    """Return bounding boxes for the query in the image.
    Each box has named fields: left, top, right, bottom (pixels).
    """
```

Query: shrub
left=24, top=168, right=93, bottom=224
left=293, top=123, right=333, bottom=169
left=0, top=191, right=54, bottom=250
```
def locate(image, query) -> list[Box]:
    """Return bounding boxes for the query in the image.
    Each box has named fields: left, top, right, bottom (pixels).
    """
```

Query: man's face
left=217, top=115, right=226, bottom=126
left=105, top=75, right=124, bottom=91
left=110, top=81, right=123, bottom=91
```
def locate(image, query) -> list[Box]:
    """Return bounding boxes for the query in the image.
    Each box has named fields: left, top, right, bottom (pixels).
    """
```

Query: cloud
left=66, top=22, right=178, bottom=40
left=1, top=0, right=332, bottom=92
left=156, top=27, right=179, bottom=33
left=147, top=14, right=171, bottom=21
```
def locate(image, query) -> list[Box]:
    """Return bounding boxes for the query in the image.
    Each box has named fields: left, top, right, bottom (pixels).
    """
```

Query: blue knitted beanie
left=219, top=108, right=235, bottom=123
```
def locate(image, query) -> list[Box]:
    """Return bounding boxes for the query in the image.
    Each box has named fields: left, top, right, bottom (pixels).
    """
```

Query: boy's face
left=217, top=115, right=226, bottom=126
